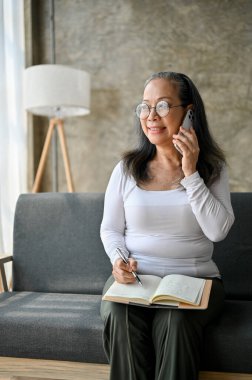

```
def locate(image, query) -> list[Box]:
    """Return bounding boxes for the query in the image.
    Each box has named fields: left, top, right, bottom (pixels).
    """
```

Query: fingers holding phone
left=174, top=109, right=194, bottom=154
left=173, top=109, right=200, bottom=176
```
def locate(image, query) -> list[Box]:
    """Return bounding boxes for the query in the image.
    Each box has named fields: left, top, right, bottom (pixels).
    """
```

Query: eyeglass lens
left=136, top=100, right=170, bottom=119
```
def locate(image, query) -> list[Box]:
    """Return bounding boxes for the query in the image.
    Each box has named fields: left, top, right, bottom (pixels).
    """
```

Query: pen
left=116, top=248, right=143, bottom=286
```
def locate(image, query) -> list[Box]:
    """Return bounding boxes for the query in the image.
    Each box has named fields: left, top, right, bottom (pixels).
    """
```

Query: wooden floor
left=0, top=357, right=251, bottom=380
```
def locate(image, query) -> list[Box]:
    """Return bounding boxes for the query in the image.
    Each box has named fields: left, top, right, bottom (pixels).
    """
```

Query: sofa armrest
left=0, top=255, right=13, bottom=292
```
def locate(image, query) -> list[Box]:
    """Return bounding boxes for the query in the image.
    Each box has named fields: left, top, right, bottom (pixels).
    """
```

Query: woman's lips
left=147, top=126, right=166, bottom=134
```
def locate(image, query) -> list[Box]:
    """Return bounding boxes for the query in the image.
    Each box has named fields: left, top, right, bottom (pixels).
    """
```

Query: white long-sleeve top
left=100, top=161, right=235, bottom=278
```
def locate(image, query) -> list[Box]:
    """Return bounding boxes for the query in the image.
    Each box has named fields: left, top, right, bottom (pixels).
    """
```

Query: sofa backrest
left=13, top=193, right=111, bottom=294
left=13, top=192, right=252, bottom=299
left=213, top=192, right=252, bottom=300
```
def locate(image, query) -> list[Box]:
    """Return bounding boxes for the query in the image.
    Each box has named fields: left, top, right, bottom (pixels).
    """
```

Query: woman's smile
left=147, top=125, right=166, bottom=134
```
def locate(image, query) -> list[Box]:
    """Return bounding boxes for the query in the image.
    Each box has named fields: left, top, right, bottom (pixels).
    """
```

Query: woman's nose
left=148, top=107, right=159, bottom=120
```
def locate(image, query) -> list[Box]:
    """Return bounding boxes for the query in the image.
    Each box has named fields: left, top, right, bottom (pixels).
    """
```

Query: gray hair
left=144, top=71, right=193, bottom=107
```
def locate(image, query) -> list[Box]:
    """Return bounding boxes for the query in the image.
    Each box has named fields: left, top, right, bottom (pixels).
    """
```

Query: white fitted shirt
left=100, top=161, right=235, bottom=278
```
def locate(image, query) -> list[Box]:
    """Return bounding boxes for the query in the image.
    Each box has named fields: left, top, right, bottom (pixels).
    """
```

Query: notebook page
left=153, top=274, right=205, bottom=304
left=104, top=275, right=161, bottom=302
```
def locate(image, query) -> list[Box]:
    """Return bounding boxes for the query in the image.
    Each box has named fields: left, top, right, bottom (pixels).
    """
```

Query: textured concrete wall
left=31, top=0, right=252, bottom=192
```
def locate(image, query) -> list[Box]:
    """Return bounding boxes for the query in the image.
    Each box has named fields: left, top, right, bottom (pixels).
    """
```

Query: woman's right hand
left=112, top=258, right=138, bottom=284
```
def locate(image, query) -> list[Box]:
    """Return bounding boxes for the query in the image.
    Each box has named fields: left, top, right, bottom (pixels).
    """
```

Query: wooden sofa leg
left=0, top=263, right=8, bottom=291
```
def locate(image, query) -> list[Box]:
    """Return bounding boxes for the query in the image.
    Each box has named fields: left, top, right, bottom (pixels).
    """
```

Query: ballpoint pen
left=116, top=248, right=143, bottom=286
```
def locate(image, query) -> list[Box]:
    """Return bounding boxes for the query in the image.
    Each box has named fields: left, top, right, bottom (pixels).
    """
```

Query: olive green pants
left=100, top=276, right=224, bottom=380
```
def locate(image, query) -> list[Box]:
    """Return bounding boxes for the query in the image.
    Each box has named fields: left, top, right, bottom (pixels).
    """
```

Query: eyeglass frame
left=135, top=100, right=184, bottom=119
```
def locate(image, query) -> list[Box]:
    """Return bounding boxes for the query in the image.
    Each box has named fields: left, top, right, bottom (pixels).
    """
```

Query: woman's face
left=140, top=78, right=186, bottom=148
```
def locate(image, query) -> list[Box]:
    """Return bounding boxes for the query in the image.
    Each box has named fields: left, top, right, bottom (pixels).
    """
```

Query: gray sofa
left=0, top=192, right=251, bottom=374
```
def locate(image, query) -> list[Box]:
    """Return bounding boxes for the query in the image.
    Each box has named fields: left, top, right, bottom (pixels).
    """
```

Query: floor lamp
left=24, top=64, right=90, bottom=193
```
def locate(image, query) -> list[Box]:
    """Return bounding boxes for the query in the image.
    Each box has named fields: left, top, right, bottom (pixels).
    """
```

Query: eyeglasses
left=135, top=100, right=183, bottom=119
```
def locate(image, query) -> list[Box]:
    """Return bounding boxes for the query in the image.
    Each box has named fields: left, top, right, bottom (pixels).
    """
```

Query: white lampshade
left=24, top=64, right=90, bottom=118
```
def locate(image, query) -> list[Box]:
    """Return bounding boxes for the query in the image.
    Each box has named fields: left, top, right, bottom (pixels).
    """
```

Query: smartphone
left=174, top=109, right=194, bottom=154
left=182, top=109, right=194, bottom=130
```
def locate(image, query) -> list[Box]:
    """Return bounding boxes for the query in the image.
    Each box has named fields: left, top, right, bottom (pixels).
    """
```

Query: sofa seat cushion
left=0, top=291, right=107, bottom=363
left=202, top=300, right=252, bottom=373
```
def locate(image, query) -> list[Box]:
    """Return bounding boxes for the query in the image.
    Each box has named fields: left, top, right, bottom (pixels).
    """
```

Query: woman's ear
left=186, top=104, right=194, bottom=111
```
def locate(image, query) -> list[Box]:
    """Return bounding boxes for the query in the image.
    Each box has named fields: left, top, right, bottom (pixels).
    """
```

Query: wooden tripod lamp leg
left=57, top=120, right=75, bottom=192
left=32, top=119, right=56, bottom=193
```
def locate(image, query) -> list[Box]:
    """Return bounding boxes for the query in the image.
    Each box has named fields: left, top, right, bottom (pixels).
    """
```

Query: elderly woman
left=100, top=71, right=234, bottom=380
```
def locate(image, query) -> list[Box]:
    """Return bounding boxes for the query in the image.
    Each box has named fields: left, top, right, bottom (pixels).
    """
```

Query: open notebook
left=103, top=274, right=212, bottom=310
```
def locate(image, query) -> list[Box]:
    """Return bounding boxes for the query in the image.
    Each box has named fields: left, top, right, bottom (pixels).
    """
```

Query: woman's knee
left=170, top=310, right=190, bottom=329
left=153, top=309, right=196, bottom=336
left=101, top=300, right=127, bottom=325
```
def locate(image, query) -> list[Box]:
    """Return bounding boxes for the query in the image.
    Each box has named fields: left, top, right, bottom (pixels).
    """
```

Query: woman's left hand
left=173, top=127, right=200, bottom=177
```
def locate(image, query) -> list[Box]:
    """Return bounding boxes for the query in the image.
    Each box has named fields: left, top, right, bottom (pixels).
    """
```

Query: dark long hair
left=123, top=71, right=226, bottom=185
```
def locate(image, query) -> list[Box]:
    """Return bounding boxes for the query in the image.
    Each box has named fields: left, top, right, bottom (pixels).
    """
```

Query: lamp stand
left=32, top=118, right=74, bottom=193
